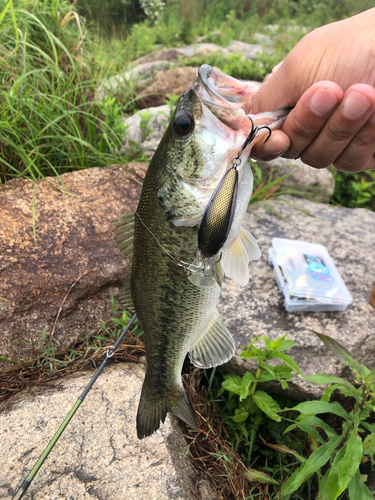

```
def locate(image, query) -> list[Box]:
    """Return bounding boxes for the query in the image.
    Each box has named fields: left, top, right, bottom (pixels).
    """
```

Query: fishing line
left=12, top=313, right=137, bottom=500
left=134, top=211, right=205, bottom=275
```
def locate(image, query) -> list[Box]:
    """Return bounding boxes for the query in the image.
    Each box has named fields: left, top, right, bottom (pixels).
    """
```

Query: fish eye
left=173, top=113, right=194, bottom=136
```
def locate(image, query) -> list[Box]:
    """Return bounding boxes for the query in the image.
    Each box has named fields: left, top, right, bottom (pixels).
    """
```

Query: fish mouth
left=193, top=64, right=258, bottom=131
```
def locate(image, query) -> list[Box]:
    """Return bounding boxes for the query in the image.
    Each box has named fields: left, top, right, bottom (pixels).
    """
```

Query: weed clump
left=0, top=0, right=140, bottom=184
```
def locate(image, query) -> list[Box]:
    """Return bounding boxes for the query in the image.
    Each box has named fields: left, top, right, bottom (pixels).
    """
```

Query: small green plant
left=217, top=335, right=304, bottom=487
left=332, top=169, right=375, bottom=210
left=166, top=93, right=180, bottom=119
left=178, top=50, right=279, bottom=82
left=139, top=109, right=153, bottom=142
left=98, top=96, right=128, bottom=149
left=279, top=332, right=375, bottom=499
left=213, top=333, right=375, bottom=498
left=221, top=335, right=301, bottom=425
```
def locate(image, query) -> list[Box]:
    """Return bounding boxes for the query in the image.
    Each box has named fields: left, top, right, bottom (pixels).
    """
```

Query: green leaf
left=348, top=470, right=373, bottom=500
left=363, top=433, right=375, bottom=456
left=253, top=390, right=281, bottom=421
left=258, top=371, right=276, bottom=382
left=272, top=351, right=303, bottom=375
left=290, top=401, right=349, bottom=420
left=0, top=355, right=17, bottom=363
left=273, top=365, right=293, bottom=378
left=312, top=332, right=353, bottom=366
left=222, top=374, right=243, bottom=395
left=281, top=436, right=342, bottom=498
left=240, top=372, right=255, bottom=400
left=303, top=373, right=352, bottom=386
left=316, top=469, right=330, bottom=500
left=240, top=346, right=263, bottom=359
left=233, top=409, right=249, bottom=423
left=322, top=383, right=358, bottom=403
left=296, top=415, right=338, bottom=439
left=362, top=421, right=375, bottom=434
left=335, top=431, right=363, bottom=497
left=296, top=423, right=325, bottom=445
left=261, top=439, right=306, bottom=463
left=304, top=374, right=359, bottom=400
left=324, top=444, right=347, bottom=499
left=245, top=468, right=279, bottom=485
left=253, top=391, right=281, bottom=422
left=275, top=339, right=295, bottom=352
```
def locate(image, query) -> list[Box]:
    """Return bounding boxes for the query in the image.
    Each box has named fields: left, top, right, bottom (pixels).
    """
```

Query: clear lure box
left=268, top=238, right=353, bottom=312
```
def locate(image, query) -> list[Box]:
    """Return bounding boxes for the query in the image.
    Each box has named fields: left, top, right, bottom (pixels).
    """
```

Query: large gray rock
left=0, top=163, right=146, bottom=365
left=255, top=157, right=335, bottom=203
left=138, top=67, right=198, bottom=108
left=97, top=61, right=173, bottom=100
left=0, top=362, right=214, bottom=499
left=121, top=105, right=170, bottom=158
left=219, top=197, right=375, bottom=399
left=100, top=41, right=265, bottom=102
left=227, top=40, right=263, bottom=59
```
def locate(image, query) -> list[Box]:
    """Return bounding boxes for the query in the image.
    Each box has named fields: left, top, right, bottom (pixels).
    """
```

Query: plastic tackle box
left=268, top=238, right=353, bottom=312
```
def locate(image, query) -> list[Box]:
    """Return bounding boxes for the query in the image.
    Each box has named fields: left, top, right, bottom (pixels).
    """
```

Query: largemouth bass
left=115, top=65, right=288, bottom=439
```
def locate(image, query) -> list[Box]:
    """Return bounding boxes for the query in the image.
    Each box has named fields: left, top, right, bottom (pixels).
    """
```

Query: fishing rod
left=12, top=313, right=137, bottom=500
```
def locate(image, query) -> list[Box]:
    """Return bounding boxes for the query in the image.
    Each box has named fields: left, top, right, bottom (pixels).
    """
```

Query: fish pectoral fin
left=222, top=227, right=261, bottom=287
left=116, top=277, right=134, bottom=312
left=189, top=312, right=235, bottom=369
left=114, top=212, right=135, bottom=262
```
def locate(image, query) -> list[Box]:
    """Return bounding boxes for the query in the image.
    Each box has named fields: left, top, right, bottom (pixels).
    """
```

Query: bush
left=0, top=0, right=138, bottom=183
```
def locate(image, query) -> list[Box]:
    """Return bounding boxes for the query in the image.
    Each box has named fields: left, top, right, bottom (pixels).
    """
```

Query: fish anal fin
left=222, top=227, right=261, bottom=287
left=189, top=312, right=235, bottom=369
left=116, top=277, right=134, bottom=312
left=114, top=212, right=135, bottom=262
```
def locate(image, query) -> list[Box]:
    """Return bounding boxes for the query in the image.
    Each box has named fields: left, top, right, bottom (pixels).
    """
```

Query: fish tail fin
left=136, top=382, right=197, bottom=439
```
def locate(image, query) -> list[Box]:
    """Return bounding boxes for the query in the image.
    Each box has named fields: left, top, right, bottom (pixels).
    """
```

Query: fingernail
left=342, top=91, right=372, bottom=119
left=310, top=88, right=339, bottom=115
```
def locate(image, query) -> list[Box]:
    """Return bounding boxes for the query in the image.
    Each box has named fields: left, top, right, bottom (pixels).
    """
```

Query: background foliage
left=0, top=0, right=374, bottom=206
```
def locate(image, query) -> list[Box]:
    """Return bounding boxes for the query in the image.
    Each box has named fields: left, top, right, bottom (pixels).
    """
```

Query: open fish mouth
left=194, top=64, right=290, bottom=134
left=193, top=64, right=257, bottom=131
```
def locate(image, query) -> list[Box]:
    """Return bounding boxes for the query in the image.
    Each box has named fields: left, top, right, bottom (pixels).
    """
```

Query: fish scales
left=114, top=65, right=289, bottom=439
left=132, top=146, right=220, bottom=436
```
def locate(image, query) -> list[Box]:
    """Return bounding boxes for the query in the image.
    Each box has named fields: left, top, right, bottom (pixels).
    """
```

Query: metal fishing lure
left=197, top=117, right=271, bottom=259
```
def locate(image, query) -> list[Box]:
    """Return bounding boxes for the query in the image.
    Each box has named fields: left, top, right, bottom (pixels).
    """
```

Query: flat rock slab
left=0, top=362, right=214, bottom=500
left=0, top=163, right=146, bottom=364
left=219, top=197, right=375, bottom=399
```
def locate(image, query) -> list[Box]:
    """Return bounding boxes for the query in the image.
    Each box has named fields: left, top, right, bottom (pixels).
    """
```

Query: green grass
left=0, top=0, right=145, bottom=184
left=332, top=170, right=375, bottom=210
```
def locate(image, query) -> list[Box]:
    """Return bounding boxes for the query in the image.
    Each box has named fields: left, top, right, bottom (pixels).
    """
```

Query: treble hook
left=258, top=124, right=272, bottom=144
left=196, top=116, right=273, bottom=260
left=231, top=117, right=273, bottom=165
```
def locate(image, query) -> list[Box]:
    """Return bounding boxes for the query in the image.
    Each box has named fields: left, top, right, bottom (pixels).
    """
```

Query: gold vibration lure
left=197, top=117, right=272, bottom=259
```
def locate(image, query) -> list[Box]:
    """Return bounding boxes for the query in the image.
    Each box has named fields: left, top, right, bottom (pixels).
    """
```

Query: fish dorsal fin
left=114, top=212, right=135, bottom=263
left=189, top=312, right=235, bottom=369
left=222, top=227, right=261, bottom=287
left=116, top=277, right=134, bottom=312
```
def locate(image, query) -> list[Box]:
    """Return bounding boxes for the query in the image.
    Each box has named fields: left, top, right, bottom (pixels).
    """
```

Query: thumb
left=244, top=60, right=298, bottom=114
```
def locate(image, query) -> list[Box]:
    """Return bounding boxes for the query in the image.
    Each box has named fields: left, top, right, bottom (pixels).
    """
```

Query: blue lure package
left=268, top=238, right=353, bottom=312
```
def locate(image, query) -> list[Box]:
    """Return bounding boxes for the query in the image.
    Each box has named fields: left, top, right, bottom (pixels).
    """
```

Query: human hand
left=244, top=8, right=375, bottom=172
